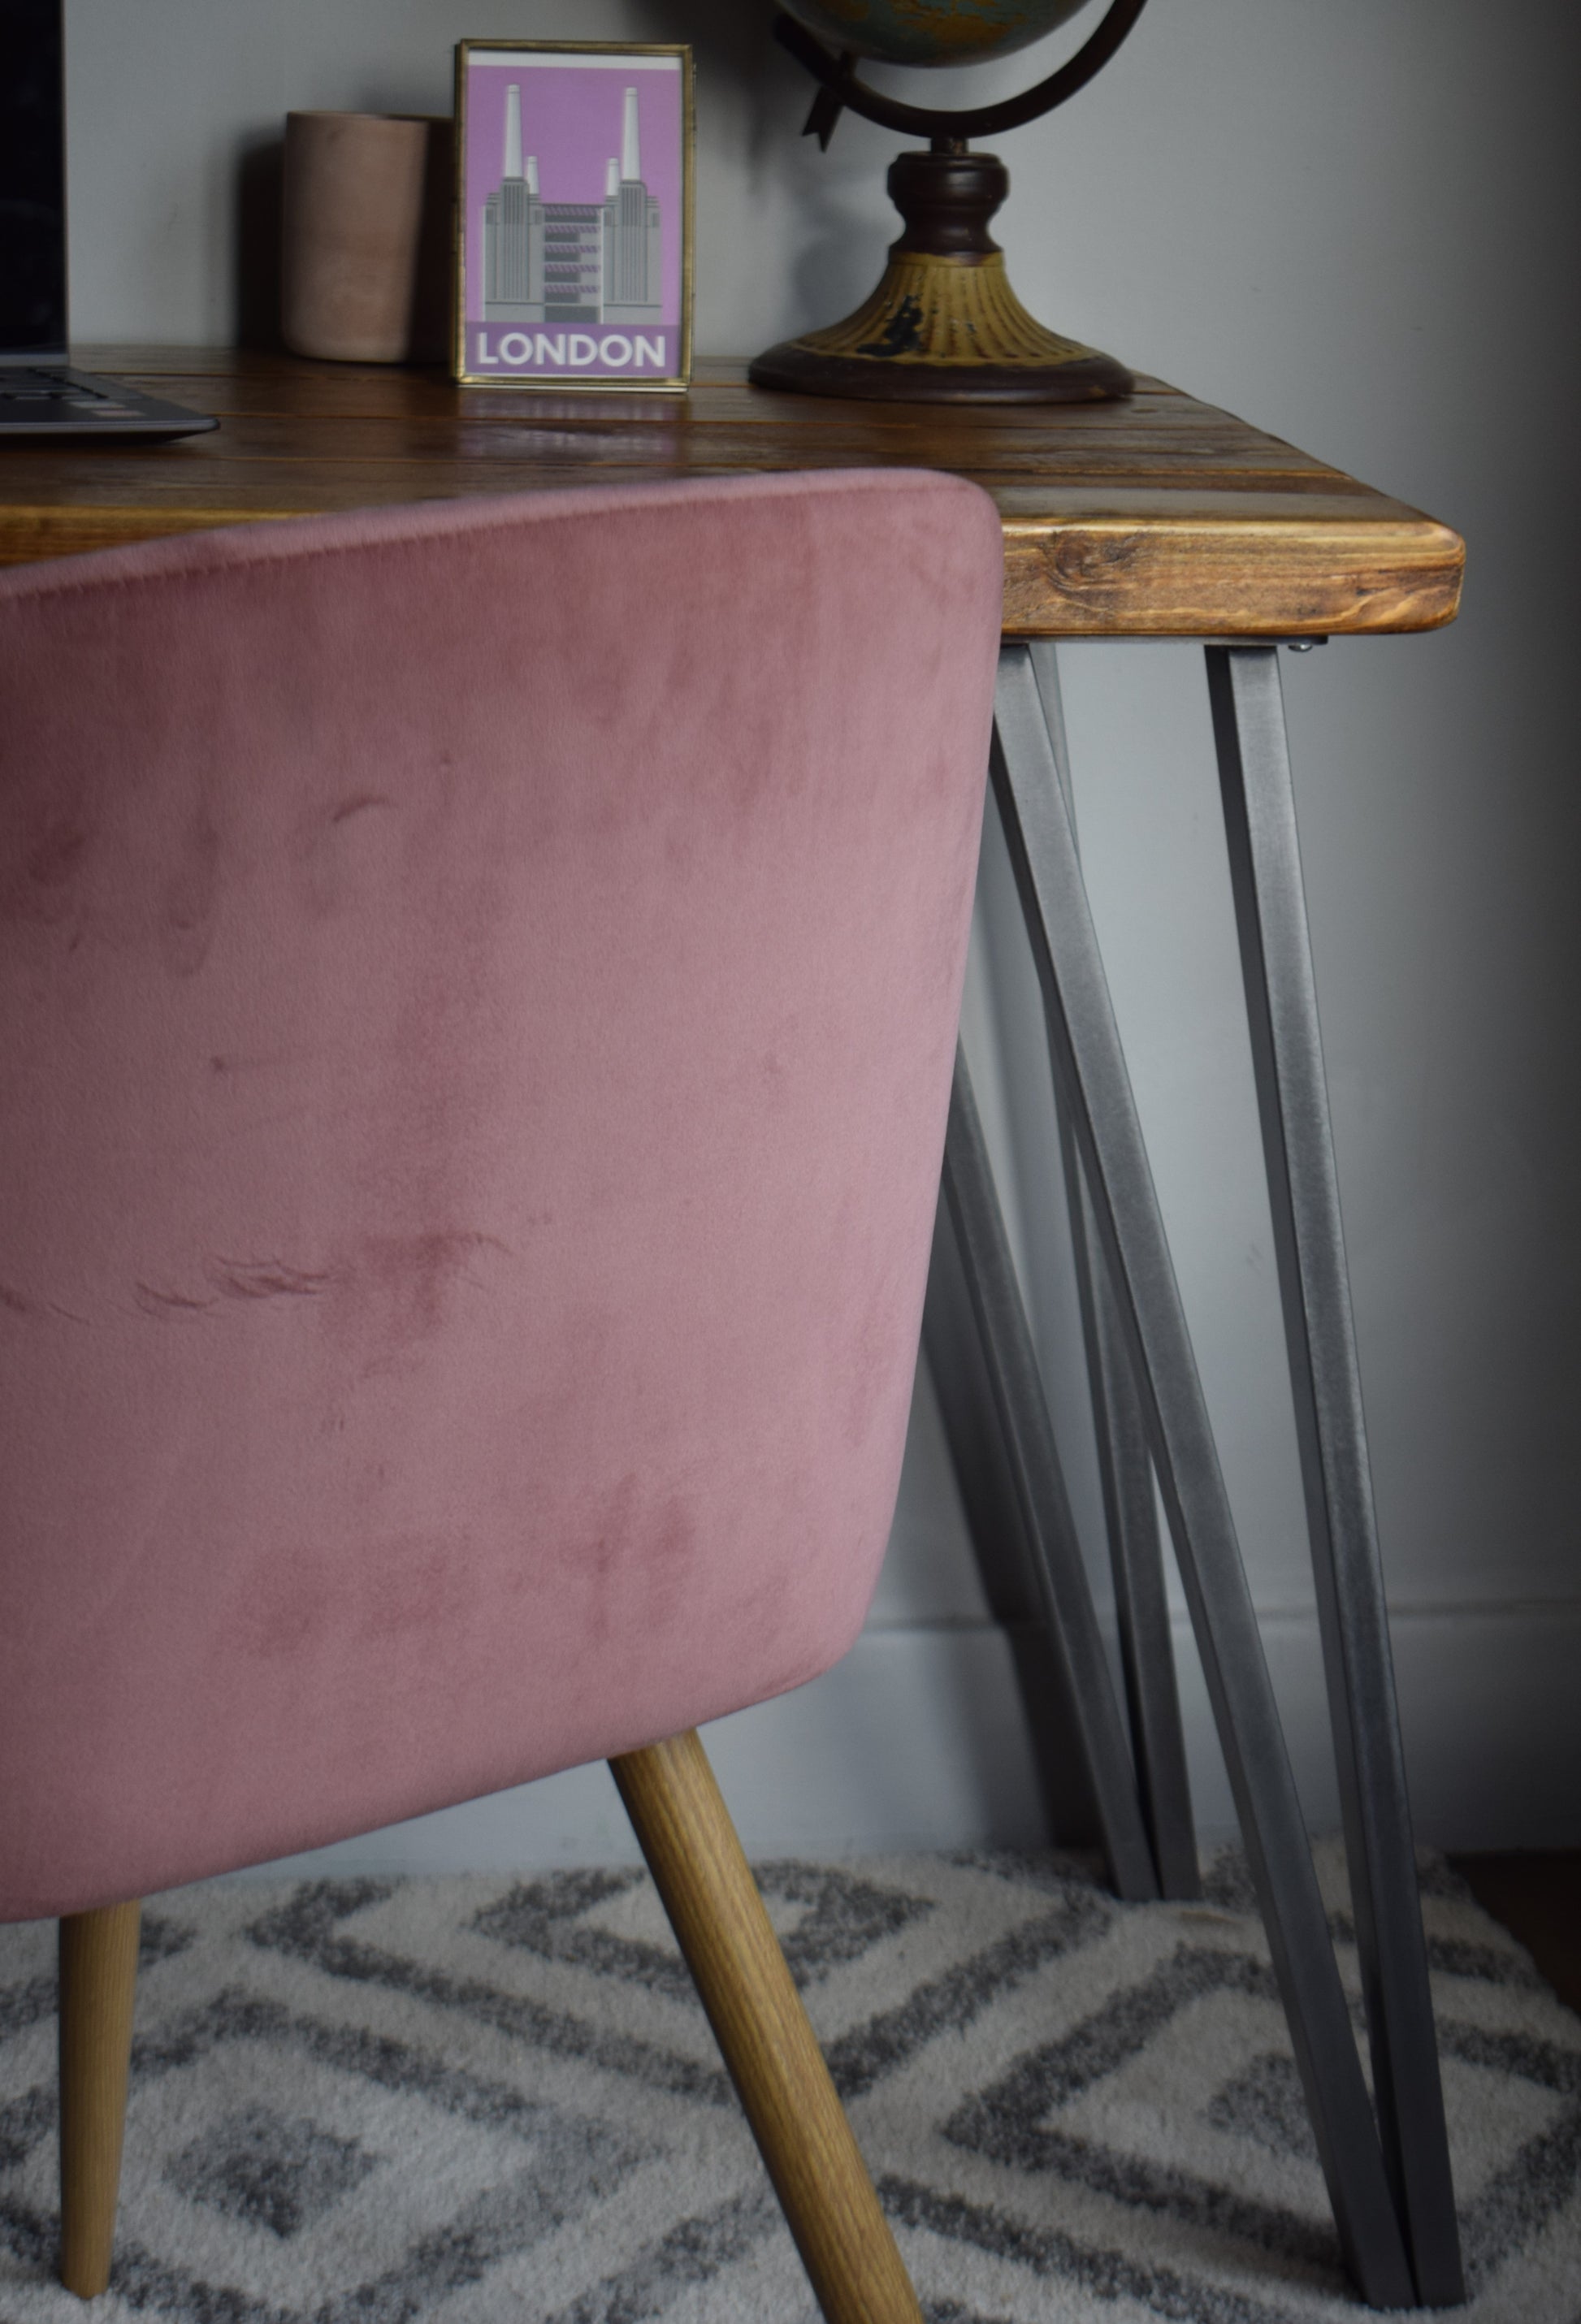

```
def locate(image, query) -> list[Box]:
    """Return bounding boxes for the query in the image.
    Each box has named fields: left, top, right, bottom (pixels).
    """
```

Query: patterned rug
left=2, top=1845, right=1579, bottom=2323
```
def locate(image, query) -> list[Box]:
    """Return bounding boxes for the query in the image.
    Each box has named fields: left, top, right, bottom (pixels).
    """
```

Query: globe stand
left=748, top=1, right=1150, bottom=405
left=749, top=145, right=1131, bottom=404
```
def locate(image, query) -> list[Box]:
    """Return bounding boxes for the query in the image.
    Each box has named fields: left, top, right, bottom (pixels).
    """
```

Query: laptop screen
left=0, top=0, right=68, bottom=359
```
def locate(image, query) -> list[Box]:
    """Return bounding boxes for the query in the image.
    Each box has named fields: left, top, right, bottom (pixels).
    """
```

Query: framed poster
left=453, top=41, right=693, bottom=391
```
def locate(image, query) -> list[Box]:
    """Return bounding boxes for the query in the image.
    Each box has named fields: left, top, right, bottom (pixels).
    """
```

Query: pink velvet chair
left=0, top=472, right=1003, bottom=2318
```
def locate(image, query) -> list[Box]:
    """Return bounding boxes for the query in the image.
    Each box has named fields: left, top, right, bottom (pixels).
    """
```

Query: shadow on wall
left=236, top=136, right=284, bottom=348
left=630, top=0, right=899, bottom=347
left=629, top=0, right=786, bottom=145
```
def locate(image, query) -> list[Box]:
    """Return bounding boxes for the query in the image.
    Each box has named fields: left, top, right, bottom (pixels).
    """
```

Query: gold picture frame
left=453, top=39, right=694, bottom=392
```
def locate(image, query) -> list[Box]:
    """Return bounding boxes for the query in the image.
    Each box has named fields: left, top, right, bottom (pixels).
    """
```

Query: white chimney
left=621, top=85, right=640, bottom=183
left=605, top=157, right=619, bottom=199
left=504, top=84, right=522, bottom=180
left=526, top=154, right=539, bottom=197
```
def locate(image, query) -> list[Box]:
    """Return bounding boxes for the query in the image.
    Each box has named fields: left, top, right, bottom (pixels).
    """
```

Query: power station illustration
left=482, top=82, right=663, bottom=327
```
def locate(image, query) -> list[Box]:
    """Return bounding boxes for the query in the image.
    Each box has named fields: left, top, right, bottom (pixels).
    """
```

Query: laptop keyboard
left=0, top=368, right=134, bottom=413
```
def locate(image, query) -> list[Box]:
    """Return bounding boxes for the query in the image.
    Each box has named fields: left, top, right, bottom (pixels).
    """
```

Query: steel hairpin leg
left=922, top=1191, right=1138, bottom=1878
left=1029, top=643, right=1200, bottom=1902
left=1206, top=645, right=1463, bottom=2305
left=939, top=1049, right=1160, bottom=1903
left=990, top=642, right=1417, bottom=2309
left=1058, top=1127, right=1202, bottom=1898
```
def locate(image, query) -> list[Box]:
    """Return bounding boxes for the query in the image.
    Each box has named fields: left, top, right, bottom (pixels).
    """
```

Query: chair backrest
left=0, top=473, right=1003, bottom=1919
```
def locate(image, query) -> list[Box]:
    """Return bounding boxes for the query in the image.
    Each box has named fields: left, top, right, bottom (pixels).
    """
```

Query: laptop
left=1, top=0, right=216, bottom=439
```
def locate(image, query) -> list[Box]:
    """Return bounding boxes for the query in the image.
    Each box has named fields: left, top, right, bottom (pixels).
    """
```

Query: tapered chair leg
left=58, top=1901, right=141, bottom=2299
left=610, top=1731, right=923, bottom=2324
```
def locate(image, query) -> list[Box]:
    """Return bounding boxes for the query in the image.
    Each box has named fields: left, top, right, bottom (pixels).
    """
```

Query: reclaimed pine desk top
left=0, top=350, right=1463, bottom=639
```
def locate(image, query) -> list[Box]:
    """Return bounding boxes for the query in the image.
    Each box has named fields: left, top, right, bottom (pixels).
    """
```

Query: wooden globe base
left=750, top=149, right=1132, bottom=406
left=750, top=249, right=1130, bottom=403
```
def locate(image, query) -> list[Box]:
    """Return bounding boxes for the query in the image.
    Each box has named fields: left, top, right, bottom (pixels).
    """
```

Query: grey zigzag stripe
left=950, top=2121, right=1339, bottom=2278
left=0, top=1911, right=191, bottom=2045
left=0, top=1973, right=59, bottom=2045
left=1457, top=2101, right=1581, bottom=2296
left=2, top=1996, right=648, bottom=2322
left=1205, top=2055, right=1318, bottom=2164
left=0, top=2197, right=289, bottom=2323
left=246, top=1872, right=1111, bottom=2112
left=943, top=1946, right=1341, bottom=2271
left=473, top=1871, right=695, bottom=2004
left=2, top=1983, right=652, bottom=2215
left=544, top=2188, right=782, bottom=2324
left=1323, top=1915, right=1544, bottom=1992
left=0, top=2084, right=54, bottom=2171
left=472, top=1861, right=932, bottom=2003
left=242, top=1885, right=731, bottom=2107
left=136, top=1989, right=648, bottom=2166
left=877, top=2177, right=1305, bottom=2324
left=0, top=2188, right=782, bottom=2324
left=753, top=1862, right=935, bottom=1989
left=2, top=2180, right=632, bottom=2324
left=314, top=2157, right=635, bottom=2324
left=964, top=1945, right=1281, bottom=2113
left=1438, top=2021, right=1581, bottom=2292
left=825, top=1882, right=1111, bottom=2101
left=925, top=2305, right=1052, bottom=2324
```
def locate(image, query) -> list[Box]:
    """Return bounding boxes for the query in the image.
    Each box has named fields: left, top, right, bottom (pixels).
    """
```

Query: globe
left=756, top=0, right=1141, bottom=402
left=776, top=0, right=1094, bottom=72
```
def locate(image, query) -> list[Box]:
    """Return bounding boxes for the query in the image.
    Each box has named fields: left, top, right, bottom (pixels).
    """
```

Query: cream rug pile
left=2, top=1846, right=1579, bottom=2322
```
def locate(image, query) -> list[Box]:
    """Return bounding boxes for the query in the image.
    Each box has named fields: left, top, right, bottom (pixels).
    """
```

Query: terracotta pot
left=282, top=111, right=453, bottom=364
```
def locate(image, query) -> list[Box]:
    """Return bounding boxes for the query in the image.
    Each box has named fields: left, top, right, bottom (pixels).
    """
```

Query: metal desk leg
left=1206, top=644, right=1463, bottom=2305
left=991, top=643, right=1416, bottom=2310
left=922, top=1194, right=1115, bottom=1860
left=941, top=1048, right=1160, bottom=1903
left=1063, top=1127, right=1202, bottom=1898
left=1029, top=641, right=1200, bottom=1902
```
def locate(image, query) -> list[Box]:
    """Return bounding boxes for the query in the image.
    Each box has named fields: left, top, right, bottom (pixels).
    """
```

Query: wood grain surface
left=611, top=1730, right=924, bottom=2324
left=0, top=352, right=1462, bottom=637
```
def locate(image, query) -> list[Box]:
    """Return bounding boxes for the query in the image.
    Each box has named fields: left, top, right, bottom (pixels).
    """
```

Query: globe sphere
left=776, top=0, right=1094, bottom=71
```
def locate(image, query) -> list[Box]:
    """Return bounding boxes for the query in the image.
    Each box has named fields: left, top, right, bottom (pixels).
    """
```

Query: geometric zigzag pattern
left=3, top=1843, right=1579, bottom=2323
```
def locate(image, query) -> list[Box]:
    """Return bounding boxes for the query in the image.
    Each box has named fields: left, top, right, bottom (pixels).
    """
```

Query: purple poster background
left=462, top=54, right=684, bottom=379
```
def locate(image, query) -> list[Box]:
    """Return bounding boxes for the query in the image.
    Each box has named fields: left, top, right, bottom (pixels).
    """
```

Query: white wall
left=60, top=0, right=1581, bottom=1867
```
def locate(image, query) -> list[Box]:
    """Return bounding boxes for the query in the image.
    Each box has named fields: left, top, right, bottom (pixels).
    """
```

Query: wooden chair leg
left=58, top=1901, right=141, bottom=2299
left=609, top=1730, right=923, bottom=2324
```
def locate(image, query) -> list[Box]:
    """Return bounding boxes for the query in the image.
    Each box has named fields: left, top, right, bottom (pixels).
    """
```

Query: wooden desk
left=0, top=352, right=1465, bottom=2310
left=0, top=350, right=1462, bottom=641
